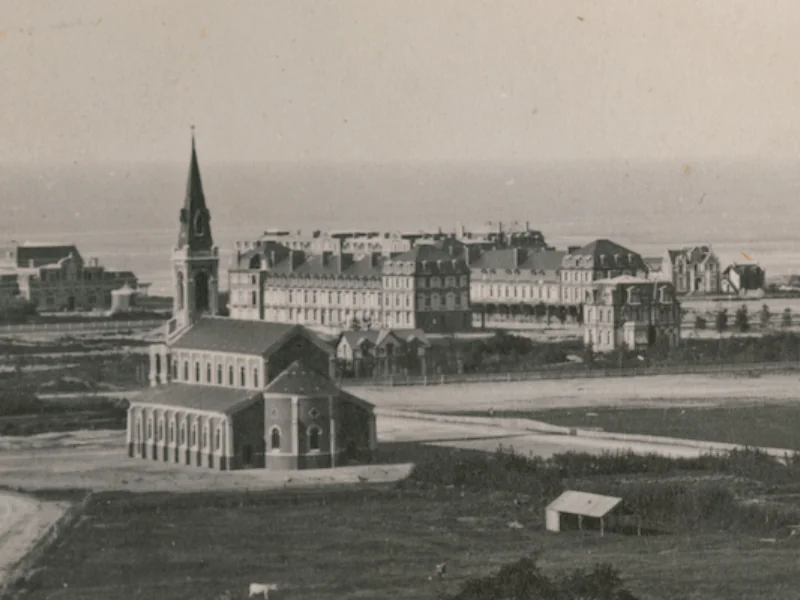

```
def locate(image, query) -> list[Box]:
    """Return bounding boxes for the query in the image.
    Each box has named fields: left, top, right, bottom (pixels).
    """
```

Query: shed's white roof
left=546, top=490, right=623, bottom=518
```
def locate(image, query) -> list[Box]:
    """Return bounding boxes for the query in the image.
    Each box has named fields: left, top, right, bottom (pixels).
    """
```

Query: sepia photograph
left=2, top=1, right=800, bottom=598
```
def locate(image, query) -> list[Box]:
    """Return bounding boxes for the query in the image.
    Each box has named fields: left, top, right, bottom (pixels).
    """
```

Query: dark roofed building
left=470, top=248, right=566, bottom=318
left=560, top=239, right=648, bottom=306
left=229, top=234, right=472, bottom=333
left=14, top=244, right=83, bottom=269
left=130, top=358, right=376, bottom=471
left=134, top=131, right=377, bottom=472
left=263, top=360, right=377, bottom=469
left=0, top=242, right=140, bottom=313
left=335, top=327, right=431, bottom=377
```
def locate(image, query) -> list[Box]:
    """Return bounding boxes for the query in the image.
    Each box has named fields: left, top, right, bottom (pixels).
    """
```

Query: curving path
left=0, top=492, right=66, bottom=588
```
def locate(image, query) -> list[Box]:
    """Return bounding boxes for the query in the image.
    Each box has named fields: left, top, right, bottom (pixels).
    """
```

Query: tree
left=715, top=308, right=728, bottom=334
left=350, top=316, right=361, bottom=331
left=759, top=304, right=771, bottom=330
left=783, top=307, right=793, bottom=328
left=735, top=304, right=749, bottom=333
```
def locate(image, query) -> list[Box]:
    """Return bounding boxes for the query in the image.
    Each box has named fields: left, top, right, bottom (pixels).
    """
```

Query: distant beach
left=2, top=160, right=799, bottom=296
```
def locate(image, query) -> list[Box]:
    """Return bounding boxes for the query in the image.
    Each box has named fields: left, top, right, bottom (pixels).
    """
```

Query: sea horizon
left=2, top=158, right=799, bottom=295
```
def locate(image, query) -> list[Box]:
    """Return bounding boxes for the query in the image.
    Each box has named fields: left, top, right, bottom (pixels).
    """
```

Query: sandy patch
left=0, top=492, right=67, bottom=587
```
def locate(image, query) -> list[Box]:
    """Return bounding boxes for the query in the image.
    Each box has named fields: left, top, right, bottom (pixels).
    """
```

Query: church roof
left=130, top=384, right=261, bottom=414
left=170, top=317, right=334, bottom=357
left=264, top=360, right=342, bottom=396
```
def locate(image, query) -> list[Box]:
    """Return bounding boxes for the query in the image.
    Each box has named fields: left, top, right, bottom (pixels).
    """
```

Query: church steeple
left=171, top=127, right=220, bottom=330
left=177, top=126, right=214, bottom=252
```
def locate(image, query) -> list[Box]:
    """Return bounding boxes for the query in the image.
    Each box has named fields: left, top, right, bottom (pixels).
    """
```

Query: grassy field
left=15, top=483, right=800, bottom=600
left=449, top=403, right=800, bottom=451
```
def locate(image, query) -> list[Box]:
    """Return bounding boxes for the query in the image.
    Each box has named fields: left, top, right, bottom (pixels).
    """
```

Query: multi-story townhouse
left=582, top=276, right=681, bottom=352
left=560, top=239, right=648, bottom=307
left=469, top=248, right=565, bottom=323
left=228, top=243, right=471, bottom=333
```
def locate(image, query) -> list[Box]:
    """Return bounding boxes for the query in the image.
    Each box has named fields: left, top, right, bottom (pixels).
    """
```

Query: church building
left=127, top=131, right=377, bottom=470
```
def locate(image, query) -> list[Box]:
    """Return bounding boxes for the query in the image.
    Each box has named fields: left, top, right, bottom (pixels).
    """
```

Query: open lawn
left=15, top=483, right=800, bottom=600
left=449, top=403, right=800, bottom=452
left=348, top=373, right=800, bottom=413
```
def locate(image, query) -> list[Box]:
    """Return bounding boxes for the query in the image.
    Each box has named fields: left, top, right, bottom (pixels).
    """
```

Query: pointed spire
left=177, top=127, right=213, bottom=251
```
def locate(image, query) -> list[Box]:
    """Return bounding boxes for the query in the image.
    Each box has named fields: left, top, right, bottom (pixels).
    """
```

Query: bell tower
left=172, top=127, right=219, bottom=329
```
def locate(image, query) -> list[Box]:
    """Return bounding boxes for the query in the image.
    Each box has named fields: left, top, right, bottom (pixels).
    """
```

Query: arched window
left=215, top=428, right=221, bottom=451
left=190, top=422, right=197, bottom=447
left=147, top=419, right=153, bottom=440
left=217, top=364, right=222, bottom=384
left=202, top=426, right=209, bottom=449
left=228, top=365, right=234, bottom=385
left=183, top=361, right=189, bottom=381
left=307, top=426, right=322, bottom=452
left=253, top=368, right=259, bottom=388
left=172, top=360, right=179, bottom=380
left=240, top=366, right=246, bottom=387
left=169, top=421, right=175, bottom=443
left=157, top=420, right=164, bottom=442
left=206, top=363, right=212, bottom=383
left=135, top=418, right=142, bottom=442
left=194, top=362, right=200, bottom=382
left=270, top=427, right=281, bottom=451
left=180, top=422, right=186, bottom=445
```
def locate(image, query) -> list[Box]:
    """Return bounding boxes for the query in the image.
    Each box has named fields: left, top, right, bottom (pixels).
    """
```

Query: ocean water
left=2, top=159, right=799, bottom=296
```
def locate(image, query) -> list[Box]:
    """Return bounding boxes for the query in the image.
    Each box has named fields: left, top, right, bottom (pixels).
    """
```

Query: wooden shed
left=546, top=490, right=641, bottom=536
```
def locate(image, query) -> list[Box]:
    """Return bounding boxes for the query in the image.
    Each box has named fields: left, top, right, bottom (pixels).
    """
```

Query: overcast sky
left=3, top=0, right=800, bottom=164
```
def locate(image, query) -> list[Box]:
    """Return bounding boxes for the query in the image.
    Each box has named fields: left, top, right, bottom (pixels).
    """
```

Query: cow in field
left=249, top=582, right=280, bottom=598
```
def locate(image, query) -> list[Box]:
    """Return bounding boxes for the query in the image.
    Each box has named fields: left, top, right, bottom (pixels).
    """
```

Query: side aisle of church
left=126, top=132, right=377, bottom=471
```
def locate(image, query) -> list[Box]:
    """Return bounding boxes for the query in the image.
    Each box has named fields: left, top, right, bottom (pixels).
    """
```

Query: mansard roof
left=169, top=317, right=334, bottom=357
left=387, top=245, right=470, bottom=274
left=563, top=239, right=646, bottom=271
left=471, top=249, right=565, bottom=282
left=131, top=384, right=261, bottom=415
left=256, top=252, right=384, bottom=278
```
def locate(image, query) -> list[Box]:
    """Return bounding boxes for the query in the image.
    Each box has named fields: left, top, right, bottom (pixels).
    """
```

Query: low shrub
left=409, top=446, right=800, bottom=536
left=447, top=556, right=639, bottom=600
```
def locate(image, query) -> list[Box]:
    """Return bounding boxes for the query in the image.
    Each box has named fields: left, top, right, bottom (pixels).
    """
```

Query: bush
left=448, top=557, right=639, bottom=600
